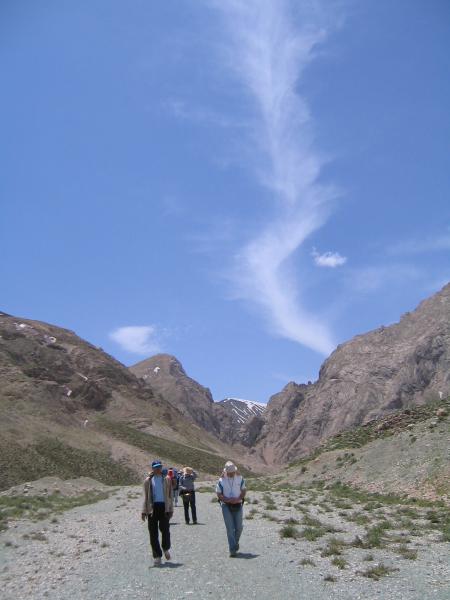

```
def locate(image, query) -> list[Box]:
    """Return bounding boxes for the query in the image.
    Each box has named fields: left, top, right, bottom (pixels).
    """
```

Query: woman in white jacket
left=216, top=461, right=246, bottom=557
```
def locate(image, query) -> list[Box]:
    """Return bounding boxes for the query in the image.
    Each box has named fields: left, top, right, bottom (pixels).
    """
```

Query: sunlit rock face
left=254, top=283, right=450, bottom=463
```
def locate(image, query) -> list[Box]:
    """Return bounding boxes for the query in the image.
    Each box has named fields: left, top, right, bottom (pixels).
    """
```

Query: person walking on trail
left=141, top=460, right=174, bottom=566
left=168, top=468, right=179, bottom=506
left=216, top=461, right=246, bottom=557
left=179, top=466, right=197, bottom=524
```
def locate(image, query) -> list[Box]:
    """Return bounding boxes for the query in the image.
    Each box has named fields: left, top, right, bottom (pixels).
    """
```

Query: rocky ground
left=1, top=481, right=450, bottom=600
left=285, top=412, right=450, bottom=502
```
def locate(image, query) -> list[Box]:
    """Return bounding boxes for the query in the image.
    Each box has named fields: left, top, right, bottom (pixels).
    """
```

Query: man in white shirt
left=216, top=461, right=246, bottom=557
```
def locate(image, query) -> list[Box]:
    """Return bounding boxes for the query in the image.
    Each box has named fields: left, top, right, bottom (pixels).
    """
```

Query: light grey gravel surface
left=1, top=486, right=450, bottom=600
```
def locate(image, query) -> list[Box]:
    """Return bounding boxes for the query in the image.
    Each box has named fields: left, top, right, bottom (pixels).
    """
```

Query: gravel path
left=1, top=486, right=450, bottom=600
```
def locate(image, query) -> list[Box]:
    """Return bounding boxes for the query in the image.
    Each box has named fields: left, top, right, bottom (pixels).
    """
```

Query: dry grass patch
left=357, top=563, right=399, bottom=581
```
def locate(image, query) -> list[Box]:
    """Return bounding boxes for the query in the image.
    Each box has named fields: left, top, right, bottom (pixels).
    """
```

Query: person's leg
left=157, top=507, right=171, bottom=553
left=183, top=495, right=190, bottom=523
left=148, top=510, right=162, bottom=558
left=174, top=489, right=179, bottom=506
left=233, top=506, right=243, bottom=549
left=221, top=504, right=237, bottom=555
left=190, top=491, right=197, bottom=523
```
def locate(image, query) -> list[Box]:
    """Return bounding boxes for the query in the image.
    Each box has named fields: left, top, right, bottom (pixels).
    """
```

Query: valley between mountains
left=1, top=283, right=449, bottom=598
left=1, top=282, right=449, bottom=497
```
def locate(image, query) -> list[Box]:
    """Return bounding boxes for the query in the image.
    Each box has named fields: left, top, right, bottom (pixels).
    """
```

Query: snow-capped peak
left=218, top=397, right=266, bottom=425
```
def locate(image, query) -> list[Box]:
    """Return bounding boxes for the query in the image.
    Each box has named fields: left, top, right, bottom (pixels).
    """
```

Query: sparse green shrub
left=396, top=545, right=418, bottom=560
left=332, top=557, right=347, bottom=569
left=301, top=527, right=326, bottom=541
left=302, top=515, right=322, bottom=527
left=299, top=558, right=316, bottom=566
left=280, top=524, right=299, bottom=539
left=346, top=511, right=371, bottom=525
left=29, top=531, right=48, bottom=542
left=363, top=523, right=391, bottom=548
left=321, top=537, right=346, bottom=557
left=358, top=563, right=399, bottom=580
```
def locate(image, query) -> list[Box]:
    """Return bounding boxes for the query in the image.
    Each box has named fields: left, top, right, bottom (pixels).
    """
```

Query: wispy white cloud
left=185, top=216, right=238, bottom=254
left=386, top=232, right=450, bottom=256
left=312, top=248, right=347, bottom=268
left=109, top=326, right=161, bottom=355
left=213, top=0, right=339, bottom=355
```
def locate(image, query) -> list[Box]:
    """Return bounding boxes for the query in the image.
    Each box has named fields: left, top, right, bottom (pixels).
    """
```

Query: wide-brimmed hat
left=224, top=461, right=237, bottom=473
left=183, top=466, right=193, bottom=474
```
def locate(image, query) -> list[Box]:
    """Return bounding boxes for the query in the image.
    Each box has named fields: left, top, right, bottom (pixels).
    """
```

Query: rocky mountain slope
left=0, top=313, right=254, bottom=490
left=130, top=356, right=266, bottom=446
left=2, top=282, right=448, bottom=491
left=283, top=396, right=450, bottom=502
left=255, top=282, right=450, bottom=463
left=130, top=354, right=220, bottom=432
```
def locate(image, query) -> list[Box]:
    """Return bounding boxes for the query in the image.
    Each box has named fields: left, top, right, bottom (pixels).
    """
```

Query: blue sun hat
left=151, top=460, right=162, bottom=469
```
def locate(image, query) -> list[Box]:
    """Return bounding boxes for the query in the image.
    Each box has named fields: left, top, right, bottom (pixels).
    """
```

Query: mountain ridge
left=254, top=282, right=450, bottom=463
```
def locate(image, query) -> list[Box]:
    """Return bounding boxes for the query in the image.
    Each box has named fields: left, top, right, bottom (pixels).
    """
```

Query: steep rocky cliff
left=256, top=283, right=450, bottom=463
left=129, top=354, right=221, bottom=433
left=130, top=357, right=266, bottom=445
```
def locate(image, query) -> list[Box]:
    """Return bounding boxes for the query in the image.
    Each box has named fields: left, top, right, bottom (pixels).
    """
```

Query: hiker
left=179, top=466, right=197, bottom=524
left=168, top=468, right=179, bottom=506
left=216, top=461, right=246, bottom=557
left=141, top=459, right=174, bottom=566
left=174, top=467, right=183, bottom=506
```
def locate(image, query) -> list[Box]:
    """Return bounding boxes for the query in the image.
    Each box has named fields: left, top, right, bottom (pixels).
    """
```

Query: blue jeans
left=221, top=503, right=243, bottom=554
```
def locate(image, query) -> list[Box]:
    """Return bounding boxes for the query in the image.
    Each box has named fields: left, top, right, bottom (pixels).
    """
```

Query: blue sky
left=1, top=1, right=449, bottom=403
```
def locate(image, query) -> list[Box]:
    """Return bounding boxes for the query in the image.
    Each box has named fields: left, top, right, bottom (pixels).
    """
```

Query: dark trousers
left=182, top=491, right=197, bottom=523
left=148, top=503, right=170, bottom=558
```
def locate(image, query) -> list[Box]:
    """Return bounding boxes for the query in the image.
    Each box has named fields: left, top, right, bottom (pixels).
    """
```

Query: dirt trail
left=1, top=486, right=450, bottom=599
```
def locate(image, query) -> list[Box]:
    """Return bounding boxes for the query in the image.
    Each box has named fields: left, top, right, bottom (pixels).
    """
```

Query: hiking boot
left=153, top=557, right=161, bottom=566
left=236, top=543, right=239, bottom=552
left=164, top=550, right=171, bottom=560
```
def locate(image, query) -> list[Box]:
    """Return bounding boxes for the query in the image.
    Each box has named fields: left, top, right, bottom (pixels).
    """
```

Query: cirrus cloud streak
left=214, top=0, right=339, bottom=355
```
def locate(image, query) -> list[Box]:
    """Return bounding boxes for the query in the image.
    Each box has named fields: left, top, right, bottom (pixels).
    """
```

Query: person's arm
left=141, top=479, right=149, bottom=521
left=216, top=480, right=224, bottom=502
left=240, top=477, right=246, bottom=500
left=165, top=478, right=174, bottom=518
